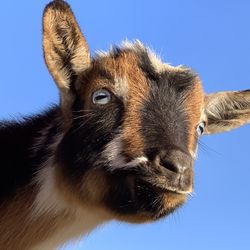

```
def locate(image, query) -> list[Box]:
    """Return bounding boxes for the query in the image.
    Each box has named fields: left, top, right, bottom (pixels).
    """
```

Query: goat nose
left=158, top=150, right=192, bottom=174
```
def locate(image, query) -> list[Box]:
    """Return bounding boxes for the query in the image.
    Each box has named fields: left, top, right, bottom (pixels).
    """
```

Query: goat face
left=43, top=1, right=250, bottom=223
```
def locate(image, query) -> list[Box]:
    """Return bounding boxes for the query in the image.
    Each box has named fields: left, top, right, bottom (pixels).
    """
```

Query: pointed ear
left=204, top=90, right=250, bottom=134
left=43, top=0, right=90, bottom=115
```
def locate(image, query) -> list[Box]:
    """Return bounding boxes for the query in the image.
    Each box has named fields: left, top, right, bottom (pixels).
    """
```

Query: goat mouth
left=144, top=177, right=193, bottom=195
left=154, top=183, right=192, bottom=195
left=127, top=163, right=193, bottom=195
left=142, top=171, right=193, bottom=195
left=103, top=158, right=193, bottom=194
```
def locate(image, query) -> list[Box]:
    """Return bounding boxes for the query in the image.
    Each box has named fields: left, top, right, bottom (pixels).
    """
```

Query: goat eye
left=196, top=121, right=206, bottom=136
left=92, top=89, right=111, bottom=105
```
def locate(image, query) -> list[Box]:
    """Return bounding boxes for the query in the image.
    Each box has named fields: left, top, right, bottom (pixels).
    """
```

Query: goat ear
left=43, top=0, right=90, bottom=115
left=204, top=90, right=250, bottom=134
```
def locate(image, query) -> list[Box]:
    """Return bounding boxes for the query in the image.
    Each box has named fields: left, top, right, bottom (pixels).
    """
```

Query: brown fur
left=115, top=193, right=187, bottom=224
left=78, top=51, right=150, bottom=157
left=43, top=1, right=90, bottom=88
left=119, top=52, right=150, bottom=157
left=0, top=187, right=65, bottom=249
left=0, top=168, right=110, bottom=250
left=43, top=0, right=90, bottom=127
left=184, top=78, right=204, bottom=154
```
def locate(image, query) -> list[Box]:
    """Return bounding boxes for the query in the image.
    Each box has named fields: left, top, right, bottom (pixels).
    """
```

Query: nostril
left=159, top=158, right=179, bottom=173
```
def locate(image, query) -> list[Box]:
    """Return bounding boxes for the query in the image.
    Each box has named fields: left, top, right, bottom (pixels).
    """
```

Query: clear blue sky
left=1, top=1, right=250, bottom=250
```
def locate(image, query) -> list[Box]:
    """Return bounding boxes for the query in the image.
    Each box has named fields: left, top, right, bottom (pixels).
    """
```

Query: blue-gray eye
left=196, top=121, right=206, bottom=136
left=92, top=89, right=111, bottom=105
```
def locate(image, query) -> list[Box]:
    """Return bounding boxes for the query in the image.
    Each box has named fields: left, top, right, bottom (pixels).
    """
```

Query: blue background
left=0, top=1, right=249, bottom=249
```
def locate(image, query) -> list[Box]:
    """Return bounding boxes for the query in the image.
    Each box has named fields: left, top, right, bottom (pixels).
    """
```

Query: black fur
left=108, top=176, right=158, bottom=214
left=139, top=59, right=197, bottom=157
left=105, top=171, right=177, bottom=219
left=55, top=94, right=125, bottom=184
left=0, top=107, right=61, bottom=201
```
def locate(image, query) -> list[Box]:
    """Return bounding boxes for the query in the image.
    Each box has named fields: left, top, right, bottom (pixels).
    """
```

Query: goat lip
left=155, top=165, right=193, bottom=194
left=141, top=172, right=193, bottom=195
left=149, top=181, right=193, bottom=195
left=162, top=186, right=193, bottom=195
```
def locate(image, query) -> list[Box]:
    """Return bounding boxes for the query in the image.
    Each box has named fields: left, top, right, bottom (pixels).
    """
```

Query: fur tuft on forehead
left=96, top=40, right=180, bottom=73
left=96, top=40, right=145, bottom=58
left=95, top=40, right=197, bottom=86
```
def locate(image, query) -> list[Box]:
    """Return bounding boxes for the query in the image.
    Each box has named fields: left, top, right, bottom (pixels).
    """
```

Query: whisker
left=198, top=140, right=221, bottom=157
left=72, top=109, right=92, bottom=113
left=70, top=115, right=95, bottom=134
left=72, top=113, right=94, bottom=121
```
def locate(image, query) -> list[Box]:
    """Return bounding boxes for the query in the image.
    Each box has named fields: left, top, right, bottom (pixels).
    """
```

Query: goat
left=0, top=0, right=250, bottom=249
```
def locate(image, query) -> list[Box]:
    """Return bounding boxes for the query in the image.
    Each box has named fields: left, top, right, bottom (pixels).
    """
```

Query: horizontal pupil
left=95, top=94, right=107, bottom=100
left=199, top=124, right=204, bottom=134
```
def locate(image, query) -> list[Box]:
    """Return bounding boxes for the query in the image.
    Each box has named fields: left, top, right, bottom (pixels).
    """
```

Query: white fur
left=32, top=132, right=65, bottom=216
left=123, top=156, right=148, bottom=169
left=32, top=206, right=108, bottom=250
left=101, top=135, right=148, bottom=171
left=114, top=76, right=129, bottom=102
left=32, top=163, right=68, bottom=216
left=101, top=135, right=123, bottom=164
left=121, top=40, right=183, bottom=73
left=167, top=185, right=192, bottom=194
left=192, top=145, right=198, bottom=160
left=32, top=160, right=108, bottom=250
